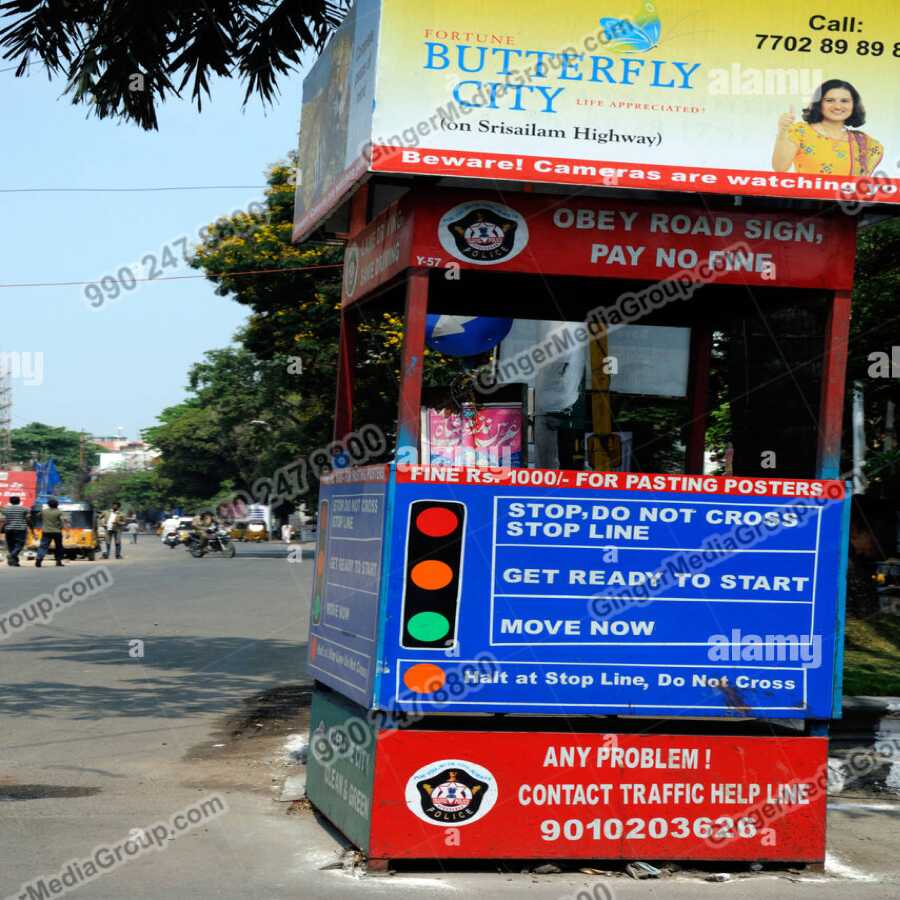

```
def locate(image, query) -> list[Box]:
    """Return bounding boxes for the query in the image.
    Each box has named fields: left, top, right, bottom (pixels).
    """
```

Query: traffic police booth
left=293, top=0, right=900, bottom=868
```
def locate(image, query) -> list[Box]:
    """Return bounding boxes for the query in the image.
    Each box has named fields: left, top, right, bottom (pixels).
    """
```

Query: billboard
left=293, top=0, right=380, bottom=240
left=307, top=465, right=850, bottom=720
left=0, top=470, right=37, bottom=508
left=369, top=731, right=828, bottom=861
left=373, top=0, right=900, bottom=202
left=307, top=466, right=389, bottom=707
left=294, top=0, right=900, bottom=239
left=339, top=188, right=858, bottom=305
left=377, top=466, right=849, bottom=718
left=304, top=686, right=828, bottom=860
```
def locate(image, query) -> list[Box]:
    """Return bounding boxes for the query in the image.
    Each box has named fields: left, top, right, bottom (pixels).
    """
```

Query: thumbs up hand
left=777, top=106, right=796, bottom=133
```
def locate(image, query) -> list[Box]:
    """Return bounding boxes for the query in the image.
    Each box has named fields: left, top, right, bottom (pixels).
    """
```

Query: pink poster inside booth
left=422, top=404, right=524, bottom=467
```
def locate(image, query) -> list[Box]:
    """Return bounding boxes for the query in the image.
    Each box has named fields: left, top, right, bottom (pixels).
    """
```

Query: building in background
left=95, top=446, right=159, bottom=473
left=92, top=435, right=149, bottom=453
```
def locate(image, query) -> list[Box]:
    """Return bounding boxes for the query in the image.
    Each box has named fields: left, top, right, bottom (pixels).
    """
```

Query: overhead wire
left=0, top=263, right=343, bottom=289
left=0, top=185, right=269, bottom=193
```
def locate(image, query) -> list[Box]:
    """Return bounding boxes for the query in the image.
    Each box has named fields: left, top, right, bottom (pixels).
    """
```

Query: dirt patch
left=177, top=684, right=312, bottom=798
left=184, top=684, right=312, bottom=762
left=0, top=785, right=101, bottom=801
left=222, top=684, right=313, bottom=740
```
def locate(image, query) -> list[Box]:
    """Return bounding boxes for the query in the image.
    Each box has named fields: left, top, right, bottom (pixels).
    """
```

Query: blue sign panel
left=374, top=467, right=849, bottom=719
left=307, top=467, right=389, bottom=706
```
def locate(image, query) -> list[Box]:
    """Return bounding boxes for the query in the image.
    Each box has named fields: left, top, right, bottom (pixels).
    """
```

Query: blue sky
left=1, top=63, right=308, bottom=440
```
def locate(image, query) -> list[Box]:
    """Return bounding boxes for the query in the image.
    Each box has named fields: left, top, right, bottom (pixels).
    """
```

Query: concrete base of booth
left=305, top=685, right=827, bottom=865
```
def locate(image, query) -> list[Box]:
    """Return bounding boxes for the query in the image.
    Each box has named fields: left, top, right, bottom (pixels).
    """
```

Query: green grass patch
left=843, top=613, right=900, bottom=696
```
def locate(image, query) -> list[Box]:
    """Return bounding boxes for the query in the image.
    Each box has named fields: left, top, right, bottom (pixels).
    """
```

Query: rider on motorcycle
left=190, top=511, right=216, bottom=551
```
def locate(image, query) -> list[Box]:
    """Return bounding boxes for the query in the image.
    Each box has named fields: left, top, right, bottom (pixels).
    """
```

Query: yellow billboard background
left=370, top=0, right=899, bottom=196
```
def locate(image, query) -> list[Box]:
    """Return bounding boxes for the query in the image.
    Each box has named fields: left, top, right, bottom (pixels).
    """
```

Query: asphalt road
left=1, top=538, right=899, bottom=899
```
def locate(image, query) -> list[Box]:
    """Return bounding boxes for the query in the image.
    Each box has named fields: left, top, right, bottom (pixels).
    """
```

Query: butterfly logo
left=600, top=0, right=661, bottom=52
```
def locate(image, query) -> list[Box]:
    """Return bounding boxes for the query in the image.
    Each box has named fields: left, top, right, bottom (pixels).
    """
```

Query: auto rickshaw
left=245, top=519, right=268, bottom=542
left=28, top=501, right=100, bottom=561
left=229, top=520, right=248, bottom=542
left=873, top=558, right=900, bottom=615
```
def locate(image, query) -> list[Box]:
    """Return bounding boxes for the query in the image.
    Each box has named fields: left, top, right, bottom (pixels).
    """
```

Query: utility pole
left=77, top=430, right=87, bottom=500
left=0, top=367, right=12, bottom=467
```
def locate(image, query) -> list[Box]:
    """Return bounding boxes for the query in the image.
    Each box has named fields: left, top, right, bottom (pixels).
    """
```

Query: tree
left=186, top=155, right=462, bottom=508
left=142, top=401, right=240, bottom=505
left=10, top=422, right=103, bottom=491
left=85, top=468, right=169, bottom=514
left=847, top=218, right=900, bottom=496
left=137, top=154, right=464, bottom=514
left=0, top=1, right=348, bottom=130
left=143, top=344, right=318, bottom=508
left=188, top=160, right=384, bottom=489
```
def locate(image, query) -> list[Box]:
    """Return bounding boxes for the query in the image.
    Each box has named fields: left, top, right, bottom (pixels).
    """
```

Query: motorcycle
left=185, top=527, right=236, bottom=559
left=163, top=524, right=192, bottom=549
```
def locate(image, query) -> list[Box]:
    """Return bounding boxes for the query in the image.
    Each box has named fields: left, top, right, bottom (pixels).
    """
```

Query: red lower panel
left=369, top=732, right=826, bottom=861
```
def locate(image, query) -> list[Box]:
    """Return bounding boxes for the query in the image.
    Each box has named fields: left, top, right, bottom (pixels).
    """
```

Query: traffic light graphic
left=400, top=500, right=466, bottom=650
left=311, top=500, right=328, bottom=627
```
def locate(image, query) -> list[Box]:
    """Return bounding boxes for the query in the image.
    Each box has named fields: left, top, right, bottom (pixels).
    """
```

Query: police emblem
left=343, top=244, right=360, bottom=299
left=438, top=201, right=529, bottom=266
left=405, top=759, right=498, bottom=826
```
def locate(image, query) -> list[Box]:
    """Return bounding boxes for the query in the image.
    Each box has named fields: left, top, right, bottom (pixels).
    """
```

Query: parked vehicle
left=244, top=520, right=268, bottom=542
left=873, top=558, right=900, bottom=614
left=28, top=501, right=100, bottom=561
left=244, top=503, right=271, bottom=541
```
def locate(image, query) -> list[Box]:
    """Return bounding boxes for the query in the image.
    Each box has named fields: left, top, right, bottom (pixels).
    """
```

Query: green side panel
left=305, top=687, right=376, bottom=851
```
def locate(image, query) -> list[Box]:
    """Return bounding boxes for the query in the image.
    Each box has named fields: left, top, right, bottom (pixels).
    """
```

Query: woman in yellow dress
left=772, top=79, right=883, bottom=177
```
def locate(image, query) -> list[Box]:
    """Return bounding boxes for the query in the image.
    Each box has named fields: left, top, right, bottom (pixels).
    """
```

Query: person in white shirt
left=161, top=514, right=181, bottom=543
left=100, top=502, right=126, bottom=559
left=126, top=520, right=140, bottom=544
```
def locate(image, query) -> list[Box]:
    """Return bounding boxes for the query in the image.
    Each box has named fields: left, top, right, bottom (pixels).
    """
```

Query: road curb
left=234, top=547, right=314, bottom=559
left=842, top=696, right=900, bottom=716
left=831, top=696, right=900, bottom=796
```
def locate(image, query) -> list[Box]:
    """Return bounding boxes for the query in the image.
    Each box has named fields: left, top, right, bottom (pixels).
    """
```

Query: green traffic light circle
left=407, top=611, right=450, bottom=642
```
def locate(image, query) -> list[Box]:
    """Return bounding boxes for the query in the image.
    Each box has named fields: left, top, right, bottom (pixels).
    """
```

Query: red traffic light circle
left=415, top=506, right=459, bottom=538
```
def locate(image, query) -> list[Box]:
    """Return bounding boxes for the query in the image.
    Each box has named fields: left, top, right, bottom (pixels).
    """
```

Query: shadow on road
left=0, top=634, right=310, bottom=721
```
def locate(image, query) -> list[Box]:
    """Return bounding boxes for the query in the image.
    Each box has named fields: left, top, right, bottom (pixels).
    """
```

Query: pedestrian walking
left=0, top=496, right=31, bottom=567
left=127, top=520, right=140, bottom=545
left=35, top=498, right=68, bottom=567
left=281, top=523, right=292, bottom=544
left=99, top=502, right=126, bottom=559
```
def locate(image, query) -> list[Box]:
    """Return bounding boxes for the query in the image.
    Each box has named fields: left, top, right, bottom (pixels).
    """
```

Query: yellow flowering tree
left=183, top=155, right=459, bottom=509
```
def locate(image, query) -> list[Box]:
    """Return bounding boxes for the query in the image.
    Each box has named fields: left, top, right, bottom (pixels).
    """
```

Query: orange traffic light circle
left=403, top=663, right=446, bottom=694
left=410, top=559, right=454, bottom=590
